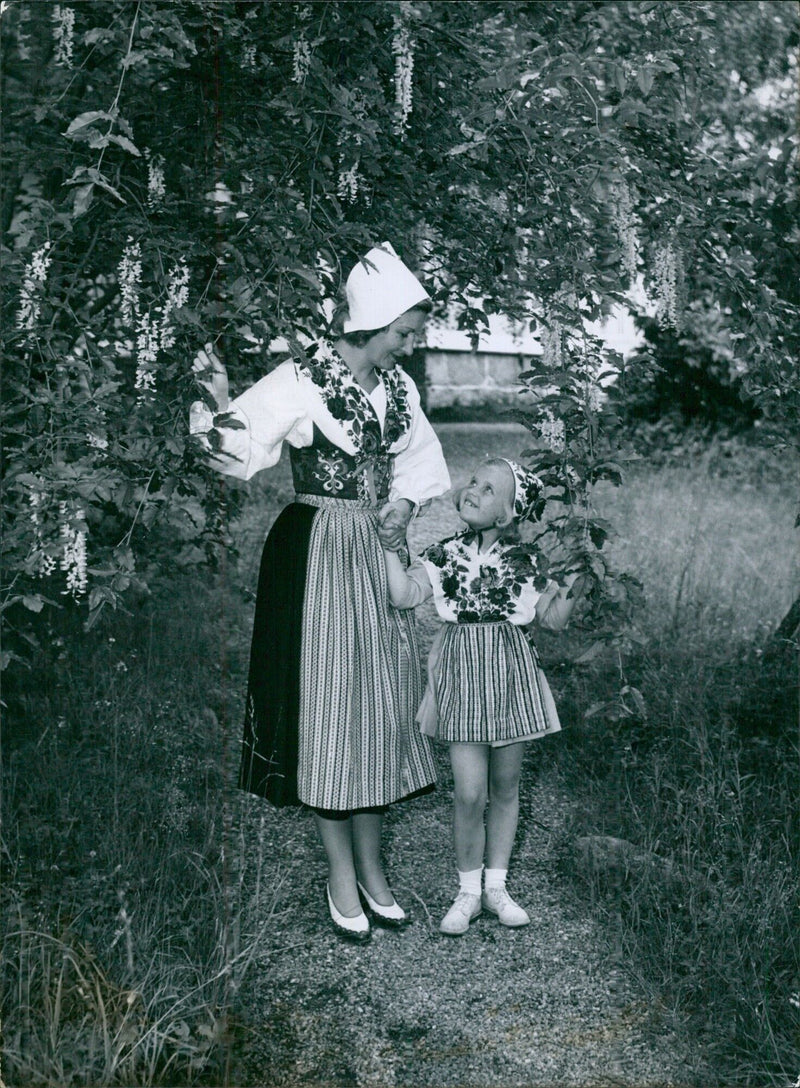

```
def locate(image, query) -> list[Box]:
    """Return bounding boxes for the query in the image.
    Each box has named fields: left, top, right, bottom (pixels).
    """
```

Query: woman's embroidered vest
left=290, top=425, right=392, bottom=505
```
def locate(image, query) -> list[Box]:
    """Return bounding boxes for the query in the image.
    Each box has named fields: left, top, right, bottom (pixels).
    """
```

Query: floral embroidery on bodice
left=300, top=340, right=411, bottom=454
left=291, top=342, right=412, bottom=503
left=421, top=532, right=548, bottom=624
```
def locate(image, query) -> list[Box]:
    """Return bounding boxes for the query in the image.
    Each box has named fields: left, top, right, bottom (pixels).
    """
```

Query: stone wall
left=423, top=350, right=535, bottom=410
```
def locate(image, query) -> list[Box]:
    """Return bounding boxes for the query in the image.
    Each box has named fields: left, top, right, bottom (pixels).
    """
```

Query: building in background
left=417, top=294, right=646, bottom=416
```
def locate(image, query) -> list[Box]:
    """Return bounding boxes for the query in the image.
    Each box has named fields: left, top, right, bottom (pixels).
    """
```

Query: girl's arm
left=382, top=548, right=433, bottom=610
left=536, top=572, right=583, bottom=631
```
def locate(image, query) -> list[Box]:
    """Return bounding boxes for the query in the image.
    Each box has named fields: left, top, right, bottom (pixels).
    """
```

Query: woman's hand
left=377, top=499, right=413, bottom=551
left=192, top=342, right=229, bottom=412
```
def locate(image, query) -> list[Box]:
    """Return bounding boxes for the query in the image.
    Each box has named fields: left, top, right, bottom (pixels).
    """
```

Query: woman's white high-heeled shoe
left=357, top=882, right=408, bottom=928
left=326, top=885, right=370, bottom=942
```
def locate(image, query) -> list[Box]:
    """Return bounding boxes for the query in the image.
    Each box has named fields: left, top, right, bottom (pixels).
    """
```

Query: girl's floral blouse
left=416, top=531, right=550, bottom=625
left=189, top=340, right=450, bottom=506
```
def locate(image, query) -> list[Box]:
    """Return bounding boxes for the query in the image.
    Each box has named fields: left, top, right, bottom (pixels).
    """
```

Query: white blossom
left=337, top=160, right=362, bottom=204
left=144, top=149, right=166, bottom=209
left=241, top=43, right=257, bottom=70
left=135, top=312, right=159, bottom=393
left=87, top=431, right=109, bottom=451
left=15, top=3, right=32, bottom=60
left=535, top=410, right=566, bottom=454
left=118, top=239, right=142, bottom=326
left=584, top=381, right=603, bottom=413
left=392, top=5, right=415, bottom=136
left=52, top=5, right=75, bottom=68
left=59, top=503, right=88, bottom=598
left=17, top=241, right=52, bottom=336
left=610, top=181, right=640, bottom=281
left=28, top=486, right=56, bottom=576
left=159, top=259, right=190, bottom=351
left=653, top=240, right=684, bottom=331
left=292, top=35, right=312, bottom=84
left=540, top=318, right=563, bottom=369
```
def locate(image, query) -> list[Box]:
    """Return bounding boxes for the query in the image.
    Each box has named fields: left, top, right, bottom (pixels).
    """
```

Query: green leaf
left=65, top=110, right=116, bottom=136
left=72, top=184, right=95, bottom=219
left=107, top=133, right=141, bottom=157
left=636, top=66, right=654, bottom=96
left=575, top=642, right=606, bottom=665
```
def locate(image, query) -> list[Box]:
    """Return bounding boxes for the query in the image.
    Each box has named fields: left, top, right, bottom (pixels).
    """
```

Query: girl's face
left=456, top=462, right=515, bottom=531
left=364, top=308, right=426, bottom=371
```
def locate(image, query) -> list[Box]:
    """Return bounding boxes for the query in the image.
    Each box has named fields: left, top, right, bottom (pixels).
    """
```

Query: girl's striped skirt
left=239, top=494, right=436, bottom=811
left=418, top=621, right=562, bottom=746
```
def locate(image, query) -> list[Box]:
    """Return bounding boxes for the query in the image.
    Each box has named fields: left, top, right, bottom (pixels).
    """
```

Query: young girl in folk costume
left=380, top=457, right=580, bottom=935
left=191, top=243, right=450, bottom=942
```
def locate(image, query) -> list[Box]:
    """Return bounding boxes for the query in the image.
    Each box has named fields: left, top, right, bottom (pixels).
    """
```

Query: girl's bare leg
left=485, top=741, right=526, bottom=870
left=449, top=743, right=490, bottom=872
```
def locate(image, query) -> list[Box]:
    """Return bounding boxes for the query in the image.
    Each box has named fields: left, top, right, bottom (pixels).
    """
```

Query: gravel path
left=227, top=426, right=711, bottom=1087
left=230, top=765, right=708, bottom=1088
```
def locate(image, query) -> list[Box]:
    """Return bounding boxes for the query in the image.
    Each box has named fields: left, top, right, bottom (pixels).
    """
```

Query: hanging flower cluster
left=159, top=259, right=190, bottom=351
left=117, top=242, right=189, bottom=396
left=118, top=239, right=142, bottom=325
left=534, top=409, right=567, bottom=454
left=291, top=0, right=313, bottom=85
left=144, top=149, right=166, bottom=209
left=653, top=240, right=685, bottom=330
left=583, top=380, right=604, bottom=413
left=15, top=4, right=32, bottom=60
left=29, top=487, right=57, bottom=578
left=337, top=161, right=363, bottom=204
left=292, top=36, right=312, bottom=83
left=392, top=3, right=415, bottom=136
left=135, top=312, right=159, bottom=394
left=610, top=181, right=639, bottom=281
left=17, top=241, right=52, bottom=339
left=540, top=316, right=563, bottom=369
left=292, top=35, right=312, bottom=84
left=52, top=5, right=75, bottom=68
left=59, top=503, right=88, bottom=598
left=336, top=88, right=368, bottom=203
left=241, top=43, right=257, bottom=70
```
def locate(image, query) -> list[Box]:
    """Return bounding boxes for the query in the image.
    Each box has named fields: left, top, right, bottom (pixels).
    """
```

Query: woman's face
left=364, top=309, right=427, bottom=370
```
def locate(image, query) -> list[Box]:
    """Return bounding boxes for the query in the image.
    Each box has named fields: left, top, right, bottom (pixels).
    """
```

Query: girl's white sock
left=484, top=867, right=508, bottom=890
left=458, top=868, right=483, bottom=896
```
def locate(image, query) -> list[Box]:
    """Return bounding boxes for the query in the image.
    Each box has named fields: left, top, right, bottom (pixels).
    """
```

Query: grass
left=2, top=428, right=798, bottom=1086
left=548, top=453, right=800, bottom=1086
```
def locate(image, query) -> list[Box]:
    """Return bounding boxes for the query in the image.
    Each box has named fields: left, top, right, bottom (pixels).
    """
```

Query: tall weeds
left=550, top=454, right=800, bottom=1085
left=1, top=576, right=276, bottom=1086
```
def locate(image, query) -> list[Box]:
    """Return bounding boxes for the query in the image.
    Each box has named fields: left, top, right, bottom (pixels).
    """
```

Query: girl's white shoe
left=482, top=885, right=530, bottom=927
left=357, top=882, right=408, bottom=928
left=439, top=891, right=482, bottom=935
left=326, top=885, right=370, bottom=942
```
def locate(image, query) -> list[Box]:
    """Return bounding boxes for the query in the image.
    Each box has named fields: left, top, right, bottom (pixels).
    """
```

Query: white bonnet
left=342, top=242, right=430, bottom=333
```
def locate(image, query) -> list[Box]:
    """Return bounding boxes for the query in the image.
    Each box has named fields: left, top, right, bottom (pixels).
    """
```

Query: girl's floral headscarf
left=498, top=458, right=543, bottom=522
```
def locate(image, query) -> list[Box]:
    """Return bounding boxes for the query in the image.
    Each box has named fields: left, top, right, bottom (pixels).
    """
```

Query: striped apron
left=239, top=494, right=436, bottom=811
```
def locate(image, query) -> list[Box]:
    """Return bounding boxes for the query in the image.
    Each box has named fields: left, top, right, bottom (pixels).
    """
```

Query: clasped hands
left=377, top=499, right=414, bottom=552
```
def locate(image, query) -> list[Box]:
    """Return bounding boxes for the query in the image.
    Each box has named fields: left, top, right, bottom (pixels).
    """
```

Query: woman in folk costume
left=190, top=243, right=450, bottom=942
